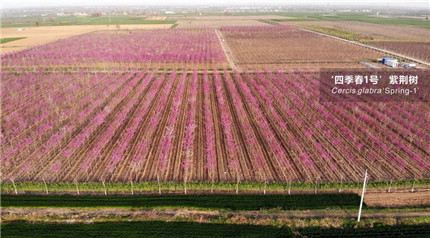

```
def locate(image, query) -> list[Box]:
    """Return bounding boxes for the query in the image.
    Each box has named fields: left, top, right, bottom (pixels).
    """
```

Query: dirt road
left=215, top=29, right=239, bottom=71
left=3, top=207, right=430, bottom=223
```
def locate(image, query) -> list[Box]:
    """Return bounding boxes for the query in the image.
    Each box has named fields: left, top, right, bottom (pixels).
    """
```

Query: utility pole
left=357, top=169, right=368, bottom=222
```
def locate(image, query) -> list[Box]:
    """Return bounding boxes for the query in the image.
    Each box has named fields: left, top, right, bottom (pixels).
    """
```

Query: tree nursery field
left=364, top=41, right=430, bottom=63
left=1, top=27, right=430, bottom=189
left=1, top=68, right=429, bottom=186
left=1, top=28, right=228, bottom=69
left=1, top=8, right=430, bottom=237
left=220, top=26, right=385, bottom=69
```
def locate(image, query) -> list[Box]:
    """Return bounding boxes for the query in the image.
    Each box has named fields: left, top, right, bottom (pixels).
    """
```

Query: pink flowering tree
left=203, top=70, right=217, bottom=192
left=182, top=70, right=198, bottom=194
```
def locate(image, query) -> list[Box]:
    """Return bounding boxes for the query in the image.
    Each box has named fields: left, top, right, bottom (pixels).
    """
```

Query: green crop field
left=1, top=194, right=363, bottom=210
left=2, top=179, right=427, bottom=195
left=272, top=13, right=430, bottom=28
left=1, top=37, right=27, bottom=44
left=2, top=221, right=429, bottom=238
left=299, top=25, right=361, bottom=41
left=1, top=16, right=176, bottom=28
left=1, top=221, right=289, bottom=238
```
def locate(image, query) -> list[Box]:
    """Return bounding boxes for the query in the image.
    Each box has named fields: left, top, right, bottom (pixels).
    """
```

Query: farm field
left=169, top=15, right=294, bottom=20
left=173, top=15, right=293, bottom=28
left=4, top=221, right=429, bottom=238
left=1, top=221, right=290, bottom=238
left=0, top=15, right=176, bottom=28
left=364, top=41, right=430, bottom=63
left=1, top=194, right=362, bottom=210
left=220, top=26, right=385, bottom=69
left=2, top=9, right=430, bottom=236
left=176, top=19, right=269, bottom=28
left=1, top=69, right=429, bottom=185
left=1, top=37, right=27, bottom=44
left=271, top=13, right=430, bottom=29
left=2, top=193, right=430, bottom=237
left=1, top=29, right=228, bottom=68
left=282, top=21, right=430, bottom=41
left=365, top=190, right=430, bottom=207
left=0, top=25, right=173, bottom=54
left=279, top=22, right=430, bottom=65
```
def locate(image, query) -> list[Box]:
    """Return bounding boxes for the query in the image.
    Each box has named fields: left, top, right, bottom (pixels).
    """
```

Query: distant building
left=73, top=12, right=89, bottom=16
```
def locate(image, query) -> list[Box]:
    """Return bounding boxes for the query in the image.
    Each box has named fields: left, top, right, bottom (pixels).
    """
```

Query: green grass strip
left=272, top=14, right=430, bottom=28
left=2, top=179, right=428, bottom=194
left=299, top=25, right=361, bottom=41
left=4, top=178, right=430, bottom=193
left=257, top=19, right=280, bottom=25
left=296, top=224, right=430, bottom=237
left=1, top=221, right=290, bottom=238
left=2, top=221, right=430, bottom=238
left=1, top=19, right=176, bottom=28
left=1, top=37, right=26, bottom=44
left=1, top=194, right=363, bottom=210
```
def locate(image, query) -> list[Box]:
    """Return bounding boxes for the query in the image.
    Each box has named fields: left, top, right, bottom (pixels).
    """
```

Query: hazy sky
left=2, top=0, right=429, bottom=9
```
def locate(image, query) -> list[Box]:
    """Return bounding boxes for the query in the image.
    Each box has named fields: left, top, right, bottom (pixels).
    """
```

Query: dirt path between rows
left=215, top=29, right=240, bottom=71
left=2, top=207, right=430, bottom=223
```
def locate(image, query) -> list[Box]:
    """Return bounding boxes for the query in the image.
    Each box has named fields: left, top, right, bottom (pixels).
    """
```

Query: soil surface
left=3, top=207, right=430, bottom=223
left=364, top=190, right=430, bottom=207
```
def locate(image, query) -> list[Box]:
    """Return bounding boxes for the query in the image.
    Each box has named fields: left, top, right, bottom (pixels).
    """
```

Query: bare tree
left=74, top=177, right=80, bottom=195
left=10, top=178, right=18, bottom=195
left=101, top=177, right=107, bottom=195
